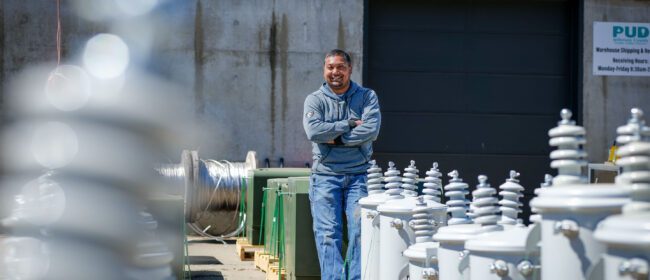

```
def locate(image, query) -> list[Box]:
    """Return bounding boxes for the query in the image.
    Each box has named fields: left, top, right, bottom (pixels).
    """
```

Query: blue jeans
left=309, top=173, right=368, bottom=280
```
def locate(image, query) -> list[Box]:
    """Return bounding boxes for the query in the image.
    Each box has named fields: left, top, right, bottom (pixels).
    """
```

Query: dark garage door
left=365, top=0, right=579, bottom=221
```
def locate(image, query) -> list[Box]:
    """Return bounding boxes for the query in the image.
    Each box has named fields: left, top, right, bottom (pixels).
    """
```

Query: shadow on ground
left=184, top=270, right=224, bottom=280
left=189, top=255, right=223, bottom=265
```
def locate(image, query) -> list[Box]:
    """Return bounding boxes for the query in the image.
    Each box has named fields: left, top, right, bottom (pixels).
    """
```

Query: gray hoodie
left=303, top=81, right=381, bottom=175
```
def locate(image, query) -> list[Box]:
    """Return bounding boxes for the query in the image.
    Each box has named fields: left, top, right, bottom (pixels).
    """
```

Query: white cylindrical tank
left=594, top=212, right=650, bottom=280
left=404, top=197, right=447, bottom=280
left=434, top=224, right=498, bottom=280
left=466, top=224, right=541, bottom=280
left=360, top=160, right=387, bottom=280
left=531, top=185, right=628, bottom=280
left=378, top=197, right=418, bottom=280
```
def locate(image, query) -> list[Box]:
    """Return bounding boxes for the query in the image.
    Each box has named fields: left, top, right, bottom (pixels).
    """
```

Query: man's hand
left=348, top=118, right=363, bottom=128
left=354, top=120, right=363, bottom=126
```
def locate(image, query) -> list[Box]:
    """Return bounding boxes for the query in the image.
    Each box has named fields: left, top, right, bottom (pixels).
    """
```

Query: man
left=302, top=49, right=381, bottom=280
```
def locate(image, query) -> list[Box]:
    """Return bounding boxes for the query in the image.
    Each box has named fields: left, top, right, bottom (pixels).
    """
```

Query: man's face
left=323, top=55, right=352, bottom=93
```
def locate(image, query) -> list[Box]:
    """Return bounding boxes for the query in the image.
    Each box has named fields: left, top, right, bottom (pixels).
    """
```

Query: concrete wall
left=1, top=0, right=364, bottom=167
left=583, top=0, right=650, bottom=162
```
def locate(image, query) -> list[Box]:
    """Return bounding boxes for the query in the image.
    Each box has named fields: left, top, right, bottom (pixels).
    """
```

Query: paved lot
left=185, top=237, right=266, bottom=280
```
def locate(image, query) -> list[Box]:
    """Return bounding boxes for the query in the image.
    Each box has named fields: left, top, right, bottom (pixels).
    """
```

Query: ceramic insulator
left=616, top=108, right=650, bottom=145
left=471, top=175, right=499, bottom=226
left=367, top=160, right=385, bottom=196
left=402, top=160, right=419, bottom=197
left=616, top=109, right=650, bottom=187
left=384, top=161, right=403, bottom=198
left=422, top=162, right=443, bottom=203
left=411, top=198, right=435, bottom=243
left=498, top=170, right=524, bottom=225
left=444, top=170, right=471, bottom=225
left=548, top=109, right=587, bottom=185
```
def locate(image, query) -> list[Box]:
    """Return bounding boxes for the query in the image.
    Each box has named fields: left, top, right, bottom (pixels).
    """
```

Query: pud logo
left=613, top=25, right=649, bottom=45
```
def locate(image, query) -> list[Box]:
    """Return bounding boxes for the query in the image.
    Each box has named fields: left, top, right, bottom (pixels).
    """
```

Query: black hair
left=324, top=49, right=352, bottom=65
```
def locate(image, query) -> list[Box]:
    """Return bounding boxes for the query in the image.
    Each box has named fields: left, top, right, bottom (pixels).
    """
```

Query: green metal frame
left=283, top=177, right=320, bottom=280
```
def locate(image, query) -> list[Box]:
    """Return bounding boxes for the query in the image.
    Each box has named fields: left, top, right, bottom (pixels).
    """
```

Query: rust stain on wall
left=194, top=0, right=205, bottom=116
left=337, top=12, right=345, bottom=50
left=269, top=8, right=277, bottom=155
left=280, top=14, right=289, bottom=157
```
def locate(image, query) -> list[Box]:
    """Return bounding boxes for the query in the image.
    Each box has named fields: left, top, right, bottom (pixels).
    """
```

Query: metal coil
left=422, top=162, right=443, bottom=203
left=444, top=170, right=471, bottom=225
left=367, top=160, right=385, bottom=195
left=401, top=160, right=419, bottom=197
left=155, top=150, right=257, bottom=237
left=384, top=161, right=402, bottom=198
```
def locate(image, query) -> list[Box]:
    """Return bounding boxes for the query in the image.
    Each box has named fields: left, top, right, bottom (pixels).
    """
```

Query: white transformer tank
left=434, top=224, right=498, bottom=280
left=360, top=160, right=388, bottom=280
left=594, top=212, right=650, bottom=280
left=531, top=109, right=629, bottom=280
left=378, top=197, right=419, bottom=280
left=531, top=185, right=628, bottom=280
left=403, top=197, right=447, bottom=280
left=465, top=224, right=541, bottom=280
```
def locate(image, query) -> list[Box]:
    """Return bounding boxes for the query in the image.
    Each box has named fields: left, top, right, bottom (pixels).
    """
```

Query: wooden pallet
left=266, top=264, right=286, bottom=280
left=235, top=238, right=264, bottom=261
left=254, top=251, right=279, bottom=272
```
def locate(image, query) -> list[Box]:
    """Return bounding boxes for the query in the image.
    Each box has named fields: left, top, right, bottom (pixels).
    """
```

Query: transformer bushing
left=445, top=170, right=472, bottom=225
left=530, top=174, right=552, bottom=224
left=384, top=161, right=404, bottom=200
left=403, top=197, right=446, bottom=280
left=531, top=109, right=629, bottom=280
left=402, top=160, right=420, bottom=197
left=615, top=108, right=650, bottom=214
left=423, top=162, right=443, bottom=203
left=498, top=171, right=524, bottom=226
left=594, top=108, right=650, bottom=280
left=377, top=161, right=422, bottom=280
left=359, top=160, right=388, bottom=280
left=434, top=172, right=500, bottom=280
left=466, top=175, right=540, bottom=280
left=404, top=163, right=448, bottom=280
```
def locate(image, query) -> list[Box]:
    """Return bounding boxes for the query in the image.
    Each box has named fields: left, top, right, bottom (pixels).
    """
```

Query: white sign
left=593, top=21, right=650, bottom=76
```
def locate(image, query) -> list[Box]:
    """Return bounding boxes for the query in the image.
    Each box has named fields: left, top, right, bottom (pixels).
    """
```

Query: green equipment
left=282, top=177, right=320, bottom=280
left=245, top=168, right=311, bottom=245
left=262, top=178, right=288, bottom=255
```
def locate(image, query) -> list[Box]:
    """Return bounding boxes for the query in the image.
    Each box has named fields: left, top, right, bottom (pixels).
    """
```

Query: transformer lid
left=359, top=193, right=389, bottom=206
left=594, top=212, right=650, bottom=248
left=530, top=184, right=629, bottom=213
left=465, top=224, right=540, bottom=253
left=403, top=241, right=439, bottom=262
left=433, top=223, right=499, bottom=243
left=377, top=196, right=419, bottom=213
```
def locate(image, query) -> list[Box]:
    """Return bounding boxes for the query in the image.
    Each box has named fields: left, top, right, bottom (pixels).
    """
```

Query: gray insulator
left=498, top=170, right=524, bottom=225
left=422, top=162, right=443, bottom=203
left=411, top=197, right=435, bottom=243
left=367, top=160, right=385, bottom=195
left=616, top=108, right=650, bottom=145
left=471, top=175, right=499, bottom=226
left=444, top=170, right=471, bottom=225
left=401, top=160, right=419, bottom=197
left=384, top=161, right=403, bottom=198
left=548, top=109, right=588, bottom=185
